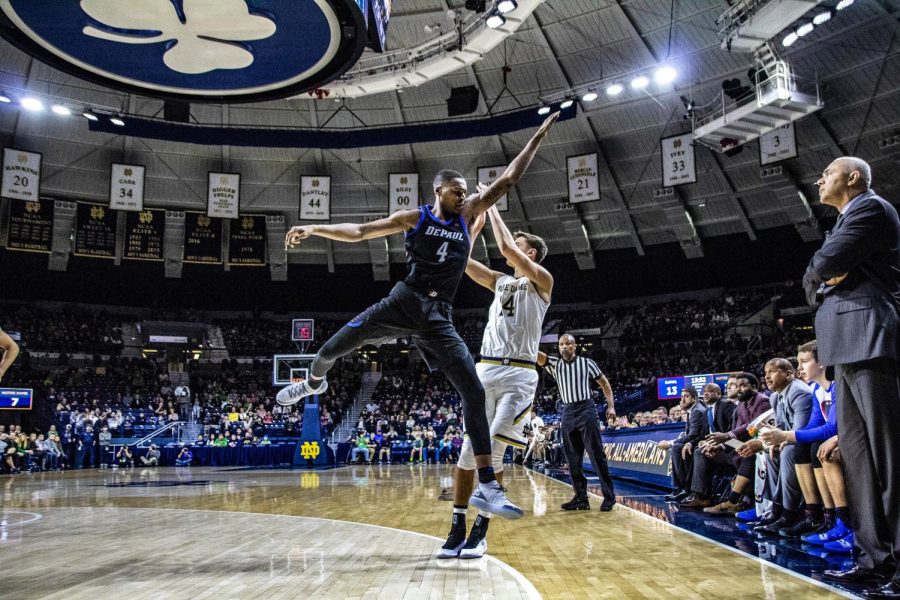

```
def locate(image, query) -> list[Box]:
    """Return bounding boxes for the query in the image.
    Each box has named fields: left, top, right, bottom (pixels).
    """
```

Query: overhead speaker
left=164, top=101, right=190, bottom=123
left=446, top=86, right=479, bottom=116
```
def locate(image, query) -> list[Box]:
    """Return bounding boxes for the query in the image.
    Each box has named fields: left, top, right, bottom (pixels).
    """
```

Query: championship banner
left=567, top=153, right=600, bottom=203
left=207, top=172, right=240, bottom=219
left=184, top=211, right=223, bottom=264
left=109, top=163, right=146, bottom=211
left=388, top=173, right=418, bottom=214
left=661, top=133, right=696, bottom=187
left=74, top=202, right=116, bottom=259
left=2, top=148, right=41, bottom=201
left=300, top=176, right=331, bottom=221
left=477, top=166, right=508, bottom=212
left=759, top=122, right=798, bottom=166
left=124, top=209, right=165, bottom=261
left=228, top=214, right=267, bottom=266
left=6, top=198, right=53, bottom=253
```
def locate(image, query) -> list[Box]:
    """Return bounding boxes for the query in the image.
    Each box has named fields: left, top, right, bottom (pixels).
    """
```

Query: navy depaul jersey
left=404, top=205, right=471, bottom=302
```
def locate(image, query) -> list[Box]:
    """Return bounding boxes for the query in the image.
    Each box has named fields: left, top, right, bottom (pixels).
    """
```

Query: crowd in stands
left=0, top=302, right=126, bottom=355
left=217, top=319, right=343, bottom=356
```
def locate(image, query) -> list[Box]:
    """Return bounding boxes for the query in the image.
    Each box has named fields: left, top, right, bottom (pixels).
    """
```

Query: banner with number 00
left=388, top=173, right=419, bottom=214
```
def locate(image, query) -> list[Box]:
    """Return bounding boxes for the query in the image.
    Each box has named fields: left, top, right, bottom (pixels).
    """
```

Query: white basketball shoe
left=276, top=378, right=328, bottom=406
left=469, top=481, right=523, bottom=520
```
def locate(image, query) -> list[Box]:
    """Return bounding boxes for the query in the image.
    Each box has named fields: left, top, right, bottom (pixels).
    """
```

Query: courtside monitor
left=0, top=388, right=33, bottom=410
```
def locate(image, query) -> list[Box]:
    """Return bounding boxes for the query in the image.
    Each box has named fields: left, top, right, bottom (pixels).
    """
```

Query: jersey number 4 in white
left=502, top=296, right=516, bottom=317
left=436, top=241, right=449, bottom=263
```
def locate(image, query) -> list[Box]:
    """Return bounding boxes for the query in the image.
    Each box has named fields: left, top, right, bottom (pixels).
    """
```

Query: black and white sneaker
left=436, top=528, right=467, bottom=559
left=459, top=520, right=488, bottom=559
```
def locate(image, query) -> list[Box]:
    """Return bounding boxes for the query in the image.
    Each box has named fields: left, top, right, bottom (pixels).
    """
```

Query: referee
left=538, top=334, right=617, bottom=511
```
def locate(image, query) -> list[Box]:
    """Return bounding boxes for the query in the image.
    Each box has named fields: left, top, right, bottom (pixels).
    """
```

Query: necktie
left=707, top=406, right=715, bottom=432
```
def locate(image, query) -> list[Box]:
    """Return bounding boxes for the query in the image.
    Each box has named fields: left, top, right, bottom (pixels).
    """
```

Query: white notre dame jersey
left=479, top=274, right=549, bottom=362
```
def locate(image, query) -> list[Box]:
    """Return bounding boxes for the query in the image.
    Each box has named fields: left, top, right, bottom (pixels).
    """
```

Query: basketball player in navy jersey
left=278, top=112, right=559, bottom=518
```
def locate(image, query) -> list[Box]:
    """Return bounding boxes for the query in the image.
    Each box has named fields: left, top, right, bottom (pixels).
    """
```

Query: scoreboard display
left=0, top=388, right=33, bottom=410
left=657, top=373, right=731, bottom=400
left=291, top=319, right=315, bottom=342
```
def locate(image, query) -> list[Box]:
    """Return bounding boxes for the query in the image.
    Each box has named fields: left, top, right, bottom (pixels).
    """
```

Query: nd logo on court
left=300, top=441, right=320, bottom=460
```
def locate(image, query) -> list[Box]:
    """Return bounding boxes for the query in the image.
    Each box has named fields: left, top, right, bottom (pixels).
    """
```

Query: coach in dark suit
left=802, top=157, right=900, bottom=598
left=660, top=386, right=708, bottom=502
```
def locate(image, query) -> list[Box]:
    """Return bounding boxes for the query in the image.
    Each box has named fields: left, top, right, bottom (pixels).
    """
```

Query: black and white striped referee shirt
left=545, top=355, right=603, bottom=404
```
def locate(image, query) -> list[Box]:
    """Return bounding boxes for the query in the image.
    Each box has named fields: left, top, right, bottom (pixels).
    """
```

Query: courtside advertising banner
left=300, top=176, right=331, bottom=221
left=661, top=133, right=696, bottom=187
left=109, top=163, right=146, bottom=211
left=477, top=166, right=509, bottom=212
left=567, top=153, right=600, bottom=203
left=207, top=172, right=240, bottom=219
left=2, top=148, right=41, bottom=201
left=388, top=173, right=418, bottom=214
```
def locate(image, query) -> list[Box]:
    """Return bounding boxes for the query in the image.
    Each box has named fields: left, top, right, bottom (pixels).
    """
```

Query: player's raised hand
left=285, top=225, right=313, bottom=249
left=536, top=111, right=560, bottom=138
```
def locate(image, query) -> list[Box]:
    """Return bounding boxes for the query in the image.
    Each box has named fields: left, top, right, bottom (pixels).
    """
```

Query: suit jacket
left=803, top=189, right=900, bottom=366
left=769, top=378, right=813, bottom=431
left=707, top=399, right=737, bottom=434
left=730, top=392, right=772, bottom=442
left=675, top=402, right=708, bottom=445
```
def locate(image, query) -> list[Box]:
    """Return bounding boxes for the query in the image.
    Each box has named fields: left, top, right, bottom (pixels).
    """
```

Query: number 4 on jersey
left=502, top=295, right=516, bottom=317
left=436, top=241, right=449, bottom=263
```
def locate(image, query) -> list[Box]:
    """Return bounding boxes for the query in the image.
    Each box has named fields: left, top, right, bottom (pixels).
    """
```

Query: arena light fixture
left=812, top=10, right=832, bottom=25
left=486, top=13, right=505, bottom=29
left=582, top=90, right=598, bottom=102
left=796, top=22, right=814, bottom=37
left=654, top=65, right=677, bottom=85
left=51, top=104, right=71, bottom=116
left=537, top=105, right=551, bottom=115
left=836, top=0, right=853, bottom=10
left=0, top=93, right=10, bottom=103
left=560, top=98, right=574, bottom=109
left=21, top=97, right=44, bottom=111
left=606, top=83, right=623, bottom=96
left=110, top=116, right=125, bottom=126
left=496, top=0, right=517, bottom=13
left=782, top=30, right=798, bottom=47
left=82, top=110, right=99, bottom=121
left=630, top=76, right=649, bottom=90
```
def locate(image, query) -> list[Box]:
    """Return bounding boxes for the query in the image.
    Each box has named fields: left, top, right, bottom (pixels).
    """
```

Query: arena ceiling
left=0, top=0, right=898, bottom=269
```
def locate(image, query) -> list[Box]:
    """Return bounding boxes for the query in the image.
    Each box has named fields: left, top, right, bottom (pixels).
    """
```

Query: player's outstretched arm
left=483, top=203, right=553, bottom=297
left=463, top=112, right=560, bottom=218
left=0, top=329, right=19, bottom=383
left=286, top=209, right=420, bottom=249
left=465, top=258, right=501, bottom=292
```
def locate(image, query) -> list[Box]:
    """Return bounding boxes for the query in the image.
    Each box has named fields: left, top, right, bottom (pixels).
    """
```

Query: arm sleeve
left=795, top=400, right=838, bottom=443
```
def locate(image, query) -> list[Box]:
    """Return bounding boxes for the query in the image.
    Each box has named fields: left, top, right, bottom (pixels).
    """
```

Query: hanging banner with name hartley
left=759, top=122, right=798, bottom=166
left=124, top=209, right=165, bottom=261
left=567, top=153, right=600, bottom=203
left=207, top=172, right=240, bottom=219
left=74, top=202, right=116, bottom=258
left=109, top=163, right=146, bottom=211
left=6, top=198, right=53, bottom=253
left=388, top=173, right=419, bottom=214
left=1, top=148, right=42, bottom=201
left=300, top=176, right=331, bottom=221
left=184, top=212, right=222, bottom=264
left=229, top=215, right=267, bottom=266
left=661, top=133, right=696, bottom=187
left=476, top=166, right=508, bottom=212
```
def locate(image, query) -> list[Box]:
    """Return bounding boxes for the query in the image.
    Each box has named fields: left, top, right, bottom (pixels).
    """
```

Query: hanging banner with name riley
left=74, top=202, right=116, bottom=259
left=759, top=122, right=798, bottom=166
left=124, top=209, right=165, bottom=261
left=6, top=198, right=53, bottom=253
left=567, top=153, right=600, bottom=203
left=109, top=163, right=146, bottom=211
left=388, top=173, right=419, bottom=214
left=476, top=166, right=508, bottom=212
left=2, top=148, right=42, bottom=201
left=661, top=133, right=696, bottom=187
left=184, top=212, right=223, bottom=264
left=207, top=172, right=240, bottom=219
left=229, top=215, right=267, bottom=266
left=300, top=176, right=331, bottom=221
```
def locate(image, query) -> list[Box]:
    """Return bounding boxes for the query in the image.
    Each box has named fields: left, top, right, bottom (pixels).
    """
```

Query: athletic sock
left=805, top=503, right=823, bottom=521
left=823, top=507, right=835, bottom=521
left=477, top=466, right=496, bottom=484
left=471, top=513, right=490, bottom=538
left=835, top=506, right=850, bottom=524
left=451, top=506, right=467, bottom=533
left=727, top=490, right=742, bottom=504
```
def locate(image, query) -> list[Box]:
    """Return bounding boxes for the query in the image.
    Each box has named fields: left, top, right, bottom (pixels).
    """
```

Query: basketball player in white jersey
left=438, top=203, right=552, bottom=559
